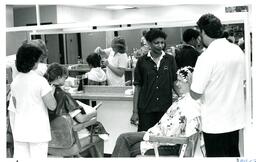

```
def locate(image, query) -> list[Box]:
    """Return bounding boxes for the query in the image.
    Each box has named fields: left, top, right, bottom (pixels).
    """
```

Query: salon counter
left=70, top=86, right=137, bottom=154
left=71, top=86, right=133, bottom=101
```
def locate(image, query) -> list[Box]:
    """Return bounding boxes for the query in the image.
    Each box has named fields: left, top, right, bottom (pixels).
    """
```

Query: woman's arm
left=104, top=59, right=125, bottom=77
left=42, top=91, right=57, bottom=111
left=95, top=47, right=111, bottom=58
left=74, top=112, right=95, bottom=123
left=130, top=86, right=140, bottom=125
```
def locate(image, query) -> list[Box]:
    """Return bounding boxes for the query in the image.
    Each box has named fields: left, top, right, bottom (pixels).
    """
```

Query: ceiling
left=9, top=4, right=166, bottom=10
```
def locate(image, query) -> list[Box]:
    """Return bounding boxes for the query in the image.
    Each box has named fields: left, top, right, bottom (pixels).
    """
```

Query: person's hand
left=103, top=59, right=109, bottom=67
left=94, top=47, right=102, bottom=53
left=187, top=72, right=193, bottom=85
left=130, top=112, right=139, bottom=126
left=51, top=84, right=56, bottom=96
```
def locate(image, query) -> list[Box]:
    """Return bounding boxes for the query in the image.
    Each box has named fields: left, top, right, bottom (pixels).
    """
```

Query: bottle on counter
left=127, top=55, right=132, bottom=69
left=77, top=56, right=83, bottom=64
left=77, top=79, right=83, bottom=92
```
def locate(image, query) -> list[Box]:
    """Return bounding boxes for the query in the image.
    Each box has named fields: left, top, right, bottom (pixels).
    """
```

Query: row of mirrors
left=28, top=23, right=246, bottom=65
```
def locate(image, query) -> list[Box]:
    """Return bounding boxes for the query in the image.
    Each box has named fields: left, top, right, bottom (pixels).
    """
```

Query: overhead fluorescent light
left=105, top=5, right=135, bottom=10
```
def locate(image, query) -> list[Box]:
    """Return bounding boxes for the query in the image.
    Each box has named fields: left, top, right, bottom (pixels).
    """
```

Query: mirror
left=36, top=23, right=245, bottom=64
left=29, top=22, right=246, bottom=87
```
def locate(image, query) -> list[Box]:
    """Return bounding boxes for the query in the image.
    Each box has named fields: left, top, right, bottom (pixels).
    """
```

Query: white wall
left=112, top=5, right=225, bottom=24
left=6, top=6, right=14, bottom=27
left=56, top=5, right=113, bottom=24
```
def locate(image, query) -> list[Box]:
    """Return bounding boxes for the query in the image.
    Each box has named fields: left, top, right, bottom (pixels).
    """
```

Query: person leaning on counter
left=94, top=37, right=129, bottom=86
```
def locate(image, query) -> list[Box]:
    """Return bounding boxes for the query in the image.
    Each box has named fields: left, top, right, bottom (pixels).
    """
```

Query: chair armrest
left=73, top=117, right=97, bottom=132
left=72, top=102, right=102, bottom=131
left=149, top=135, right=189, bottom=144
left=93, top=102, right=102, bottom=110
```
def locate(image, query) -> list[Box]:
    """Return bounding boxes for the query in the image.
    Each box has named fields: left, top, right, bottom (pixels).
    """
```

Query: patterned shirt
left=140, top=93, right=201, bottom=155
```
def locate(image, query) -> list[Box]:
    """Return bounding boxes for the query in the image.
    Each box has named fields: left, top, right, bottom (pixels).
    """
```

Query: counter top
left=65, top=64, right=134, bottom=72
left=70, top=85, right=133, bottom=101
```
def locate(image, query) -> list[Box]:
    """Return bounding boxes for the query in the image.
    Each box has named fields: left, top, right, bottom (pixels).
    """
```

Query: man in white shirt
left=190, top=13, right=246, bottom=157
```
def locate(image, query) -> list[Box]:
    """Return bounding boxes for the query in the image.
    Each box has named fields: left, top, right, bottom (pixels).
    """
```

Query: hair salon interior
left=5, top=0, right=256, bottom=159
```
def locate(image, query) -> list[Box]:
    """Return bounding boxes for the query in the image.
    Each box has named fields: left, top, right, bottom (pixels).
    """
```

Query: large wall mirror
left=30, top=23, right=246, bottom=65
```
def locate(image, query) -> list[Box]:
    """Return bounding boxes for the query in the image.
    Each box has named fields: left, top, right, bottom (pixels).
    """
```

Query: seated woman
left=44, top=63, right=108, bottom=139
left=82, top=52, right=107, bottom=85
left=112, top=66, right=201, bottom=157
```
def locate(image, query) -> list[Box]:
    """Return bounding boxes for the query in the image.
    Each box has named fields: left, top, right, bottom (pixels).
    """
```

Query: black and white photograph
left=3, top=0, right=256, bottom=161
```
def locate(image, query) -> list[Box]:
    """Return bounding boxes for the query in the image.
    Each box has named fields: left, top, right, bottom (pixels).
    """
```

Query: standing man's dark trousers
left=138, top=112, right=165, bottom=131
left=203, top=130, right=240, bottom=157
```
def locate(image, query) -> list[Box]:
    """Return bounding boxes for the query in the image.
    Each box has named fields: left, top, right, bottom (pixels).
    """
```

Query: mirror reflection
left=29, top=23, right=244, bottom=87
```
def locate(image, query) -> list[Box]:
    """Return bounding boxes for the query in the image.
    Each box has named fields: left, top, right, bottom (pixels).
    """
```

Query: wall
left=14, top=7, right=37, bottom=27
left=6, top=5, right=58, bottom=56
left=6, top=6, right=14, bottom=27
left=6, top=32, right=29, bottom=56
left=81, top=31, right=106, bottom=60
left=118, top=29, right=142, bottom=54
left=56, top=5, right=113, bottom=24
left=14, top=5, right=57, bottom=26
left=113, top=5, right=225, bottom=24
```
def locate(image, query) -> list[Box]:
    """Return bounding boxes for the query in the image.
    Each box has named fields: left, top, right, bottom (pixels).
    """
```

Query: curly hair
left=177, top=66, right=194, bottom=84
left=23, top=39, right=48, bottom=62
left=145, top=28, right=167, bottom=43
left=86, top=52, right=101, bottom=68
left=111, top=37, right=126, bottom=53
left=16, top=43, right=43, bottom=73
left=197, top=13, right=223, bottom=38
left=44, top=63, right=68, bottom=83
left=182, top=29, right=200, bottom=43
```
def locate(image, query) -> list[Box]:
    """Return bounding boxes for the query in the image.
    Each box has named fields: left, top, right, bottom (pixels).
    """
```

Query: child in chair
left=44, top=63, right=108, bottom=140
left=82, top=52, right=107, bottom=85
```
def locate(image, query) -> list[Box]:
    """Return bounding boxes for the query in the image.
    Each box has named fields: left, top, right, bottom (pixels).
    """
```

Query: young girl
left=44, top=63, right=108, bottom=139
left=82, top=52, right=107, bottom=85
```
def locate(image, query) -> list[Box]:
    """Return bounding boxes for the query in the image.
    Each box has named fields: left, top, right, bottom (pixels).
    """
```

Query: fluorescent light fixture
left=105, top=5, right=135, bottom=10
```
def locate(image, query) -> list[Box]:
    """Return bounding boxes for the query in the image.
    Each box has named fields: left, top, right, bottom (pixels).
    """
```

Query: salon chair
left=48, top=103, right=104, bottom=157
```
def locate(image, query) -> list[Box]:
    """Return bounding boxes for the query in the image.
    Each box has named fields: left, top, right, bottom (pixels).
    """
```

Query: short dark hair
left=16, top=43, right=42, bottom=73
left=44, top=63, right=68, bottom=83
left=182, top=29, right=200, bottom=43
left=145, top=28, right=167, bottom=43
left=111, top=37, right=126, bottom=53
left=86, top=52, right=101, bottom=68
left=23, top=39, right=48, bottom=62
left=197, top=13, right=223, bottom=38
